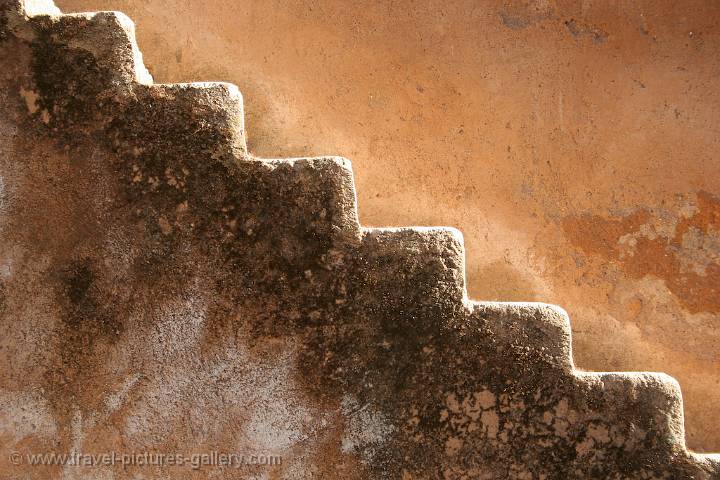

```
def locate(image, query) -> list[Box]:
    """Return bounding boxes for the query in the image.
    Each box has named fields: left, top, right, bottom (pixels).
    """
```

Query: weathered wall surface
left=53, top=0, right=720, bottom=451
left=1, top=1, right=720, bottom=478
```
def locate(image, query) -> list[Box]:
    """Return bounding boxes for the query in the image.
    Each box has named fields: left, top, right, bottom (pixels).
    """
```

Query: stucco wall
left=56, top=0, right=720, bottom=451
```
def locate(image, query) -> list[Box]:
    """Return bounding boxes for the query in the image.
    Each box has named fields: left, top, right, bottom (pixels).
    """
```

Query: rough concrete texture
left=48, top=0, right=720, bottom=453
left=0, top=1, right=719, bottom=479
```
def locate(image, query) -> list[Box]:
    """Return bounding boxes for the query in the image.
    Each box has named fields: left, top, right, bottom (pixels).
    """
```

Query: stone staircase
left=0, top=1, right=718, bottom=478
